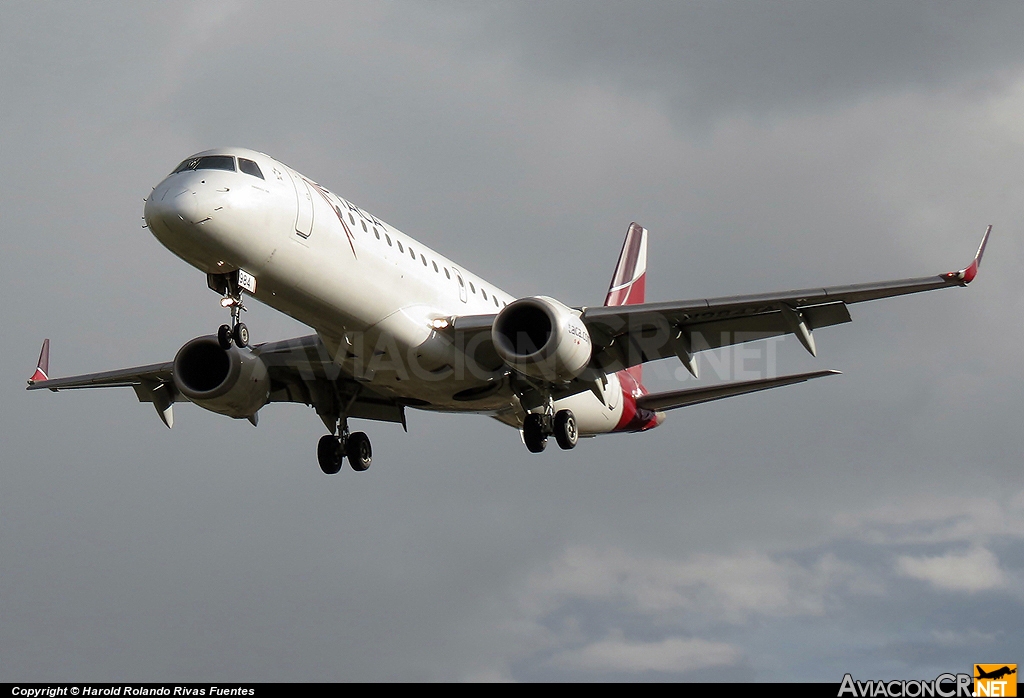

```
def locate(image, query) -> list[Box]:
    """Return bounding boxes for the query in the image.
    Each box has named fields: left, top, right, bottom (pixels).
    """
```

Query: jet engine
left=172, top=336, right=270, bottom=418
left=492, top=296, right=592, bottom=382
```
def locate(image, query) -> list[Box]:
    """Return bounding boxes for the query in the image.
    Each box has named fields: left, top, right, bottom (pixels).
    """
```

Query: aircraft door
left=290, top=172, right=314, bottom=238
left=452, top=267, right=468, bottom=302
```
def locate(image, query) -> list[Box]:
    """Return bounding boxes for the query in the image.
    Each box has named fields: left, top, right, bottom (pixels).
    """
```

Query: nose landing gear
left=217, top=321, right=248, bottom=350
left=218, top=296, right=248, bottom=350
left=216, top=288, right=247, bottom=347
left=210, top=273, right=249, bottom=350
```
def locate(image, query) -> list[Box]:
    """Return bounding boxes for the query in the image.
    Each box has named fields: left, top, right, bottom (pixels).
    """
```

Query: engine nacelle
left=172, top=336, right=270, bottom=418
left=492, top=296, right=592, bottom=382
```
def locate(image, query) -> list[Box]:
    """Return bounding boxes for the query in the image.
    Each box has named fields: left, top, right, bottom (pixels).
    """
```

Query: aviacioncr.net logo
left=838, top=673, right=973, bottom=698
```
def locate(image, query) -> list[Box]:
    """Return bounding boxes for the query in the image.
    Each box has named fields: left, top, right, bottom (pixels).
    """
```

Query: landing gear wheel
left=218, top=324, right=233, bottom=350
left=317, top=434, right=344, bottom=475
left=523, top=413, right=547, bottom=453
left=554, top=409, right=578, bottom=450
left=346, top=432, right=372, bottom=471
left=233, top=322, right=249, bottom=348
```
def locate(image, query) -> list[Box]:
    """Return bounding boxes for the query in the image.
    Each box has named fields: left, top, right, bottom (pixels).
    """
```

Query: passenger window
left=445, top=268, right=451, bottom=279
left=385, top=234, right=392, bottom=246
left=421, top=254, right=428, bottom=266
left=481, top=288, right=488, bottom=300
left=493, top=296, right=499, bottom=307
left=361, top=221, right=367, bottom=233
left=409, top=247, right=415, bottom=260
left=432, top=261, right=438, bottom=272
left=238, top=158, right=264, bottom=179
left=349, top=213, right=355, bottom=225
left=469, top=282, right=476, bottom=294
left=173, top=155, right=235, bottom=173
left=397, top=241, right=404, bottom=253
left=375, top=229, right=380, bottom=240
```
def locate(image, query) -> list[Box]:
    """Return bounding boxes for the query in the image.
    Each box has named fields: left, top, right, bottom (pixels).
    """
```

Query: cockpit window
left=173, top=155, right=236, bottom=174
left=238, top=158, right=264, bottom=180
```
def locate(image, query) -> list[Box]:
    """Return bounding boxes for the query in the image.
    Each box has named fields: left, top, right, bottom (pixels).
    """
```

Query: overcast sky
left=3, top=1, right=1024, bottom=682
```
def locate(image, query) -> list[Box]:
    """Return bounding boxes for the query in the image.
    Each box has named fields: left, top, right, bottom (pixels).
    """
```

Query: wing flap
left=687, top=301, right=852, bottom=352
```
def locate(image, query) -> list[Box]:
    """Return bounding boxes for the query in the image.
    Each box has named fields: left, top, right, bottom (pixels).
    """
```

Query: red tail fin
left=605, top=222, right=647, bottom=307
left=605, top=223, right=648, bottom=392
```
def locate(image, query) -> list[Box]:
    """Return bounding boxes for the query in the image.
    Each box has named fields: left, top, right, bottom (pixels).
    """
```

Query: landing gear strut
left=316, top=420, right=373, bottom=474
left=522, top=409, right=578, bottom=453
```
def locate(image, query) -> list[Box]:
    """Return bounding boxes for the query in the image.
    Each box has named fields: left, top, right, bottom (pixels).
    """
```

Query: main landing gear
left=317, top=423, right=373, bottom=474
left=523, top=409, right=578, bottom=453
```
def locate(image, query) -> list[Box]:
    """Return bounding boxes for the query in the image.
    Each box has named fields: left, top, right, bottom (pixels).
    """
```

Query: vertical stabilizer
left=605, top=223, right=648, bottom=392
left=604, top=223, right=647, bottom=307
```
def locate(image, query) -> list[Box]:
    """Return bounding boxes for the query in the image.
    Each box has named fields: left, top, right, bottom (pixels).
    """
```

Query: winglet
left=945, top=225, right=992, bottom=285
left=28, top=339, right=50, bottom=384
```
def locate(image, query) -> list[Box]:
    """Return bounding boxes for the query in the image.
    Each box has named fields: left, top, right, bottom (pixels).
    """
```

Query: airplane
left=26, top=147, right=992, bottom=474
left=975, top=666, right=1016, bottom=681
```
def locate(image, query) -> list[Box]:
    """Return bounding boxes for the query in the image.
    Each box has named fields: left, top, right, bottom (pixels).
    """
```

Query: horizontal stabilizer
left=635, top=370, right=841, bottom=412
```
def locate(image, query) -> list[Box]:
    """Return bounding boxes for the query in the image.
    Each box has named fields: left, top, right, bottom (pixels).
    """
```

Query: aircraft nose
left=145, top=182, right=199, bottom=232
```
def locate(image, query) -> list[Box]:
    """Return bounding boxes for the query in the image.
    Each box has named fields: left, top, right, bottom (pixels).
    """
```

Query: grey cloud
left=458, top=1, right=1024, bottom=122
left=503, top=491, right=1024, bottom=679
left=895, top=547, right=1008, bottom=592
left=548, top=633, right=742, bottom=674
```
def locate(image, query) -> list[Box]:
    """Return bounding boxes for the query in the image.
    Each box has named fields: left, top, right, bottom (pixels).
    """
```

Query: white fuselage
left=144, top=148, right=652, bottom=436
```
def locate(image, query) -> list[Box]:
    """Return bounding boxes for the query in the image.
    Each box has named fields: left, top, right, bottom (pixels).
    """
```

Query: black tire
left=347, top=432, right=372, bottom=472
left=317, top=434, right=344, bottom=475
left=523, top=413, right=547, bottom=453
left=217, top=324, right=233, bottom=350
left=554, top=409, right=578, bottom=450
left=233, top=322, right=249, bottom=348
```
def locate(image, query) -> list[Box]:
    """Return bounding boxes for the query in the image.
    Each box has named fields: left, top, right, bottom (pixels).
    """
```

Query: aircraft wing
left=27, top=362, right=175, bottom=391
left=451, top=226, right=990, bottom=378
left=583, top=225, right=992, bottom=373
left=26, top=334, right=405, bottom=428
